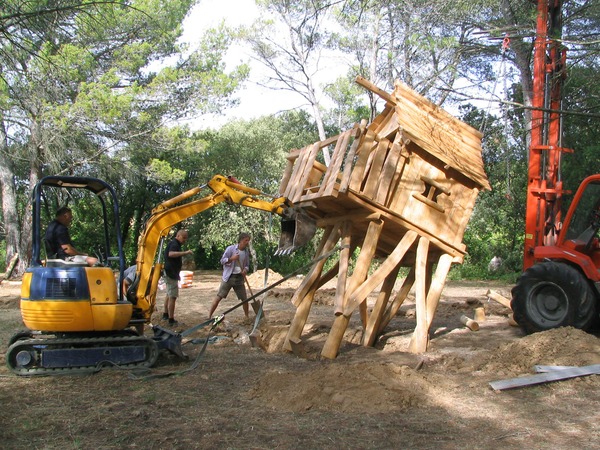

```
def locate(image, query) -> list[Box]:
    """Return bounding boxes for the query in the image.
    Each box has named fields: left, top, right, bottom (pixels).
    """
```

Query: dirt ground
left=0, top=270, right=599, bottom=449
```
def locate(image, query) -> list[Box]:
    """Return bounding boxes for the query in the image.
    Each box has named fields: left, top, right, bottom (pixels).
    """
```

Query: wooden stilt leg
left=363, top=263, right=401, bottom=346
left=334, top=221, right=352, bottom=315
left=379, top=267, right=415, bottom=332
left=285, top=225, right=341, bottom=351
left=291, top=225, right=338, bottom=307
left=408, top=237, right=430, bottom=353
left=321, top=219, right=383, bottom=359
left=425, top=253, right=454, bottom=328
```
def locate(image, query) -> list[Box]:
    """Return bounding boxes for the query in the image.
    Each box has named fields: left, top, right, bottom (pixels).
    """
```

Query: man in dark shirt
left=45, top=207, right=98, bottom=266
left=163, top=229, right=193, bottom=326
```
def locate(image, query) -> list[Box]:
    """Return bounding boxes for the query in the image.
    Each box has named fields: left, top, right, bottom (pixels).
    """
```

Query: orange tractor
left=511, top=0, right=600, bottom=333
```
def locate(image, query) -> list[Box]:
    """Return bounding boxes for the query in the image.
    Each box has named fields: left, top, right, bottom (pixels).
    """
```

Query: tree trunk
left=0, top=118, right=23, bottom=275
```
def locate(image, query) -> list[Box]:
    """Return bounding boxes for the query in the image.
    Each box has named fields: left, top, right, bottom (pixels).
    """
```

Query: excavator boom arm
left=132, top=175, right=314, bottom=320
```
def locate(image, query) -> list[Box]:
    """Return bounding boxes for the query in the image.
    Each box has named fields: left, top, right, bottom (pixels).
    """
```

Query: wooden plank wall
left=277, top=78, right=490, bottom=357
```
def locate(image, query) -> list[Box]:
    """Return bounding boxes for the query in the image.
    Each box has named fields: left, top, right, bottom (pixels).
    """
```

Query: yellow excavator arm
left=132, top=175, right=315, bottom=321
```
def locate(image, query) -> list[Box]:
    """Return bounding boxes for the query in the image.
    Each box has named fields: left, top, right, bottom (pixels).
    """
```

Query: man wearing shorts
left=163, top=230, right=193, bottom=326
left=209, top=232, right=251, bottom=318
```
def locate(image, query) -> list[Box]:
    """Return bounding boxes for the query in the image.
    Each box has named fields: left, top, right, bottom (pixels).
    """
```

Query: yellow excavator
left=7, top=175, right=315, bottom=375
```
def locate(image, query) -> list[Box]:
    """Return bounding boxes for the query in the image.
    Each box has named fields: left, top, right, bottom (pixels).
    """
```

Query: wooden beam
left=355, top=76, right=397, bottom=105
left=343, top=230, right=418, bottom=316
left=379, top=267, right=415, bottom=332
left=343, top=190, right=466, bottom=258
left=334, top=221, right=352, bottom=315
left=486, top=289, right=512, bottom=309
left=317, top=212, right=380, bottom=228
left=321, top=219, right=384, bottom=359
left=408, top=237, right=430, bottom=353
left=363, top=263, right=401, bottom=346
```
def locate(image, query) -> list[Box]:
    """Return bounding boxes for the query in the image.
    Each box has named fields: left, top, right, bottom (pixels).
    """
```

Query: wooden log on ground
left=474, top=307, right=485, bottom=323
left=460, top=315, right=479, bottom=331
left=486, top=289, right=512, bottom=309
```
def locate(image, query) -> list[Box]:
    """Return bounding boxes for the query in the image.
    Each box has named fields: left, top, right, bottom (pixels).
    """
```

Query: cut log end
left=460, top=314, right=479, bottom=331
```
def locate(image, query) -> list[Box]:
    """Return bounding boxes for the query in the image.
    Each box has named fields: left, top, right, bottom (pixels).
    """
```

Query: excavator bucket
left=277, top=207, right=316, bottom=255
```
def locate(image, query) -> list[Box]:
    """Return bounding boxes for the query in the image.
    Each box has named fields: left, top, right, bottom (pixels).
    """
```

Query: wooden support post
left=288, top=337, right=308, bottom=358
left=321, top=219, right=383, bottom=359
left=343, top=230, right=417, bottom=316
left=379, top=267, right=415, bottom=332
left=285, top=225, right=341, bottom=351
left=408, top=237, right=430, bottom=353
left=363, top=263, right=401, bottom=346
left=334, top=221, right=352, bottom=315
left=425, top=253, right=454, bottom=328
left=291, top=225, right=337, bottom=307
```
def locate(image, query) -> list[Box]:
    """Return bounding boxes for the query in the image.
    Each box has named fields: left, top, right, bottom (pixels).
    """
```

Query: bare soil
left=0, top=271, right=599, bottom=449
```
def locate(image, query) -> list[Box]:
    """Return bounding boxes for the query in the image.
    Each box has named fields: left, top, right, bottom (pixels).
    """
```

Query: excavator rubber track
left=6, top=334, right=159, bottom=376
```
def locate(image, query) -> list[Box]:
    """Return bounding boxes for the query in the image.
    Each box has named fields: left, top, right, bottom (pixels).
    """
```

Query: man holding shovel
left=209, top=232, right=257, bottom=319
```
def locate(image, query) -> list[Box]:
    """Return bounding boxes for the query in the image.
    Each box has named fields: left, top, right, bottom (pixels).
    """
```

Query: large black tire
left=511, top=261, right=598, bottom=334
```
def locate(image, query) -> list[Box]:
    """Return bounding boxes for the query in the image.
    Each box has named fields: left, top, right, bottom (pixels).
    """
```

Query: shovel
left=243, top=275, right=266, bottom=350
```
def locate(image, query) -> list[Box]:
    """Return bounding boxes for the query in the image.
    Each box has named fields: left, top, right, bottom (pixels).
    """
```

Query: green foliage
left=323, top=75, right=370, bottom=130
left=4, top=0, right=600, bottom=282
left=169, top=111, right=320, bottom=270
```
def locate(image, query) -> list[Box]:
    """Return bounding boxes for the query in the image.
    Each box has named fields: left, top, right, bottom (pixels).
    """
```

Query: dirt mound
left=248, top=362, right=433, bottom=413
left=478, top=327, right=600, bottom=374
left=443, top=327, right=600, bottom=378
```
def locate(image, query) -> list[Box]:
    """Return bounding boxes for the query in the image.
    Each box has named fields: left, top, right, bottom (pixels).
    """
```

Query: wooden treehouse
left=279, top=77, right=490, bottom=358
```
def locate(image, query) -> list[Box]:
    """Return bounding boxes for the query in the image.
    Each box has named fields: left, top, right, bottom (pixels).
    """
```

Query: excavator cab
left=21, top=176, right=130, bottom=333
left=8, top=177, right=165, bottom=375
